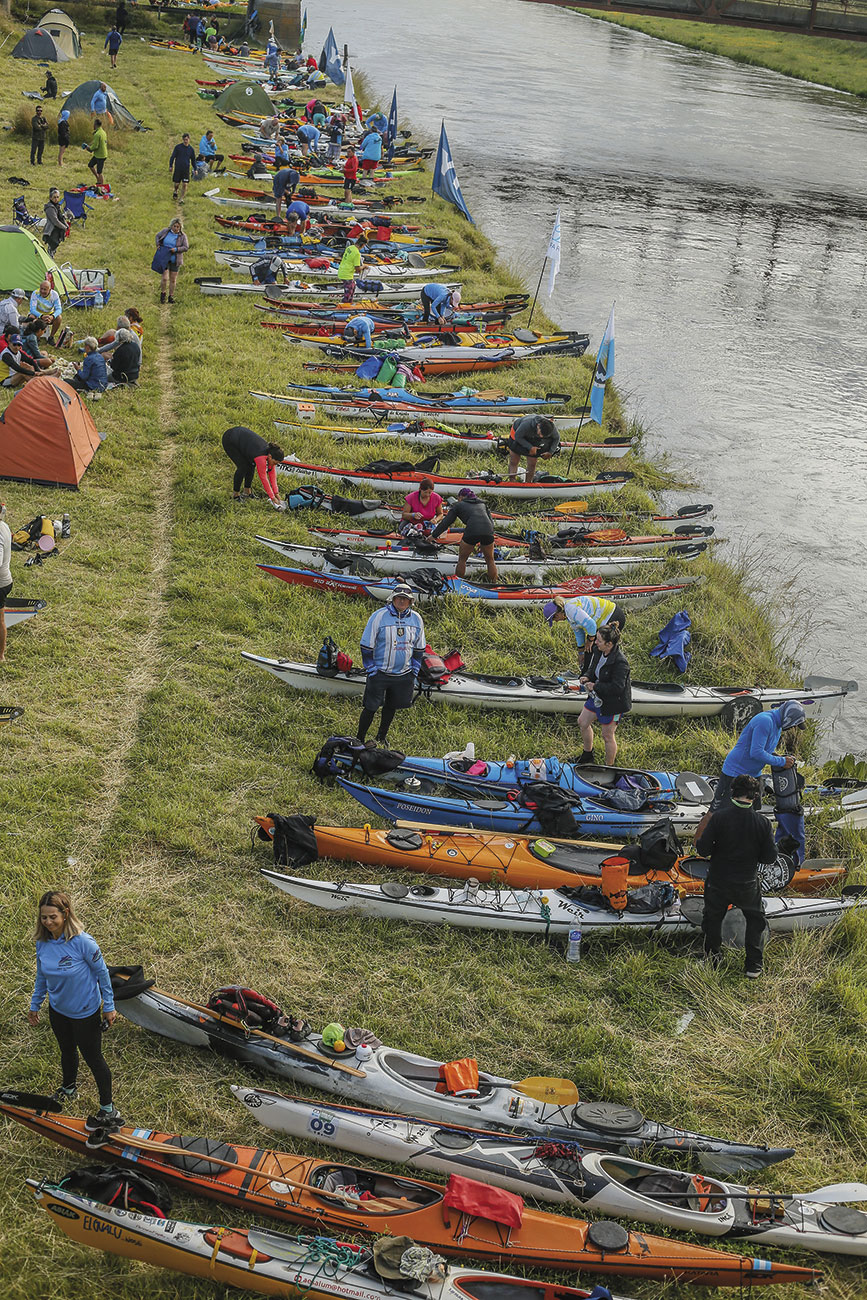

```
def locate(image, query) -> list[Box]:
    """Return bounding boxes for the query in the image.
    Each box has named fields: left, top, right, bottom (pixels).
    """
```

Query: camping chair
left=12, top=196, right=43, bottom=229
left=63, top=191, right=93, bottom=224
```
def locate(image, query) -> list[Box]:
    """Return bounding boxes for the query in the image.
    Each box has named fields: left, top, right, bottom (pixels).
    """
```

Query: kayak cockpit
left=311, top=1164, right=441, bottom=1211
left=528, top=841, right=602, bottom=876
left=454, top=1281, right=581, bottom=1300
left=377, top=1051, right=499, bottom=1102
left=600, top=1155, right=728, bottom=1213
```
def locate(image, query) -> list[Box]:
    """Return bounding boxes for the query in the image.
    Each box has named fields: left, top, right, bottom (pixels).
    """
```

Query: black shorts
left=362, top=671, right=415, bottom=712
left=0, top=582, right=12, bottom=610
left=344, top=178, right=357, bottom=192
left=89, top=157, right=106, bottom=175
left=172, top=169, right=191, bottom=184
left=460, top=535, right=494, bottom=549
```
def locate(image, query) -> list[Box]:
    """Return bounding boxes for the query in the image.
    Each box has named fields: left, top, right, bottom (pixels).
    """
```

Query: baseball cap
left=11, top=288, right=25, bottom=299
left=542, top=599, right=559, bottom=626
left=391, top=582, right=414, bottom=600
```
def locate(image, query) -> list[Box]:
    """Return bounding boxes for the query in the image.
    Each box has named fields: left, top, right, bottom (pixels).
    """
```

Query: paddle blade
left=0, top=1090, right=62, bottom=1113
left=553, top=500, right=588, bottom=514
left=801, top=1182, right=867, bottom=1204
left=515, top=1076, right=579, bottom=1105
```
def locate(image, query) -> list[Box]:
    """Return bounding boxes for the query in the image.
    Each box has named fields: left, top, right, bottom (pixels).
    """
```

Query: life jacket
left=650, top=610, right=692, bottom=675
left=207, top=986, right=308, bottom=1040
left=57, top=1164, right=172, bottom=1218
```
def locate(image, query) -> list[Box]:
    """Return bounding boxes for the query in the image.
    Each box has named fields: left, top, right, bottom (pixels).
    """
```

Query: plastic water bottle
left=506, top=754, right=516, bottom=769
left=566, top=928, right=582, bottom=963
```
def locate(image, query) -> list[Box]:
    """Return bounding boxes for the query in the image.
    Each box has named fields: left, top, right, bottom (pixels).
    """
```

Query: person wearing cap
left=575, top=622, right=631, bottom=766
left=0, top=289, right=27, bottom=339
left=430, top=488, right=498, bottom=582
left=419, top=283, right=460, bottom=325
left=707, top=701, right=805, bottom=815
left=357, top=586, right=426, bottom=744
left=30, top=280, right=63, bottom=345
left=506, top=415, right=561, bottom=483
left=343, top=314, right=376, bottom=349
left=543, top=594, right=627, bottom=670
left=0, top=333, right=39, bottom=388
left=56, top=112, right=71, bottom=167
left=695, top=773, right=778, bottom=979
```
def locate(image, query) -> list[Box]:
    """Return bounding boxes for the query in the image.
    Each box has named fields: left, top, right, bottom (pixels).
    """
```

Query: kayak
left=241, top=652, right=856, bottom=723
left=30, top=1183, right=644, bottom=1300
left=5, top=597, right=47, bottom=628
left=256, top=564, right=700, bottom=609
left=255, top=537, right=706, bottom=580
left=273, top=459, right=634, bottom=498
left=304, top=342, right=591, bottom=378
left=107, top=976, right=796, bottom=1173
left=251, top=816, right=844, bottom=895
left=0, top=706, right=23, bottom=725
left=261, top=871, right=867, bottom=940
left=254, top=392, right=592, bottom=428
left=272, top=420, right=634, bottom=457
left=261, top=294, right=530, bottom=322
left=280, top=325, right=589, bottom=352
left=286, top=383, right=573, bottom=410
left=5, top=1110, right=814, bottom=1283
left=231, top=1087, right=867, bottom=1258
left=200, top=280, right=459, bottom=302
left=308, top=524, right=714, bottom=551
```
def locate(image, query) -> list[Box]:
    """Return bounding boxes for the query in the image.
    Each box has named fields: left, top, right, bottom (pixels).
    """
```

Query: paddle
left=553, top=500, right=589, bottom=514
left=515, top=1077, right=579, bottom=1105
left=798, top=1182, right=867, bottom=1204
left=0, top=1090, right=62, bottom=1113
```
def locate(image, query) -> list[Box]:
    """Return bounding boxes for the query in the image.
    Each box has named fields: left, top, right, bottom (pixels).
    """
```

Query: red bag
left=336, top=652, right=353, bottom=672
left=442, top=1174, right=524, bottom=1228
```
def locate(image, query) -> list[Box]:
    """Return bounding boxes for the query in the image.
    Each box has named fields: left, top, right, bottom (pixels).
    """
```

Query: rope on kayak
left=290, top=1236, right=370, bottom=1293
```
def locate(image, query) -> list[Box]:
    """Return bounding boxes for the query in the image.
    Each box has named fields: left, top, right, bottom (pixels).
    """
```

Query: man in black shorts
left=695, top=773, right=777, bottom=979
left=0, top=502, right=12, bottom=664
left=169, top=133, right=197, bottom=203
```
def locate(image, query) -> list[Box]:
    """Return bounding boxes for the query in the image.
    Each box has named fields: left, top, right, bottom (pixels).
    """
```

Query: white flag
left=546, top=208, right=561, bottom=297
left=345, top=63, right=362, bottom=128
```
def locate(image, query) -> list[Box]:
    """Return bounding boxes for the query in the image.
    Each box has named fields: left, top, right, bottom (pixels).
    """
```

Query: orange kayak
left=256, top=820, right=844, bottom=895
left=5, top=1105, right=820, bottom=1285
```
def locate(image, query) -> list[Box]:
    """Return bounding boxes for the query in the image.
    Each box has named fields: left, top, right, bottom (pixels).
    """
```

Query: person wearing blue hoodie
left=709, top=700, right=806, bottom=814
left=27, top=890, right=122, bottom=1131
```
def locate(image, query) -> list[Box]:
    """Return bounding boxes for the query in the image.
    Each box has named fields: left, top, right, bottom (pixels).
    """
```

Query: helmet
left=778, top=700, right=807, bottom=730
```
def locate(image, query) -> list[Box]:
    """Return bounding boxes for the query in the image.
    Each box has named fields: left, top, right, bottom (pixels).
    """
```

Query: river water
left=312, top=0, right=867, bottom=750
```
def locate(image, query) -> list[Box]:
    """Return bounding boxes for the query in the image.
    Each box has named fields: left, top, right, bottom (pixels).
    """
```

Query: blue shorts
left=582, top=697, right=621, bottom=726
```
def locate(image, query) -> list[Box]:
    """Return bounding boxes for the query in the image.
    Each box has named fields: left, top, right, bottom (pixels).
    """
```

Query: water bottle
left=566, top=928, right=582, bottom=963
left=506, top=754, right=516, bottom=769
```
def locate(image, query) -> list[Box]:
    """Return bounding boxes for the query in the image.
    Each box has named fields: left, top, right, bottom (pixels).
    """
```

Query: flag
left=320, top=26, right=344, bottom=85
left=432, top=121, right=473, bottom=224
left=546, top=208, right=561, bottom=297
left=300, top=6, right=307, bottom=43
left=589, top=305, right=615, bottom=426
left=345, top=63, right=362, bottom=128
left=386, top=86, right=398, bottom=163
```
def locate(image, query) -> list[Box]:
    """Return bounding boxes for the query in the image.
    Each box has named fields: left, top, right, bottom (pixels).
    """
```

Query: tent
left=37, top=9, right=81, bottom=58
left=62, top=80, right=142, bottom=129
left=213, top=80, right=275, bottom=116
left=11, top=28, right=69, bottom=61
left=0, top=226, right=77, bottom=296
left=0, top=377, right=101, bottom=489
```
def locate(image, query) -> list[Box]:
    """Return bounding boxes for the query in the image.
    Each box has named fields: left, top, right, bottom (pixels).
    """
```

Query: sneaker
left=167, top=296, right=175, bottom=303
left=745, top=967, right=763, bottom=980
left=160, top=292, right=167, bottom=304
left=85, top=1105, right=123, bottom=1133
left=51, top=1084, right=78, bottom=1106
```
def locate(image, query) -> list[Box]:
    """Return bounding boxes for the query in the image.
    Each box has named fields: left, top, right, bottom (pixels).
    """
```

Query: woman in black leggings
left=28, top=890, right=122, bottom=1136
left=222, top=426, right=286, bottom=507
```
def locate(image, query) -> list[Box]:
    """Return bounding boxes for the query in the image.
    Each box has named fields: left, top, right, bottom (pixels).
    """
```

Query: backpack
left=618, top=818, right=682, bottom=874
left=286, top=485, right=326, bottom=511
left=418, top=649, right=448, bottom=687
left=56, top=1164, right=172, bottom=1217
left=316, top=636, right=340, bottom=676
left=312, top=734, right=369, bottom=780
left=519, top=782, right=579, bottom=837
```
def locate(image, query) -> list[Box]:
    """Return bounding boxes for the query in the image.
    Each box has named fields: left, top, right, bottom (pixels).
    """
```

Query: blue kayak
left=285, top=384, right=567, bottom=409
left=336, top=776, right=705, bottom=837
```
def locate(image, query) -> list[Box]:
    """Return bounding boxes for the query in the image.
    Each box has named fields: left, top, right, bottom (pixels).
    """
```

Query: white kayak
left=254, top=535, right=707, bottom=580
left=272, top=418, right=633, bottom=457
left=201, top=279, right=455, bottom=301
left=309, top=523, right=716, bottom=554
left=5, top=597, right=47, bottom=628
left=241, top=654, right=855, bottom=722
left=261, top=870, right=867, bottom=938
left=274, top=458, right=632, bottom=500
left=230, top=1087, right=867, bottom=1257
left=254, top=392, right=591, bottom=428
left=215, top=252, right=459, bottom=278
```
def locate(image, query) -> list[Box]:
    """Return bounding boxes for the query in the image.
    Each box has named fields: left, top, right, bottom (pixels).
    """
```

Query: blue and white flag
left=432, top=121, right=473, bottom=224
left=546, top=208, right=561, bottom=296
left=386, top=86, right=398, bottom=162
left=321, top=26, right=344, bottom=85
left=300, top=6, right=307, bottom=43
left=589, top=305, right=615, bottom=426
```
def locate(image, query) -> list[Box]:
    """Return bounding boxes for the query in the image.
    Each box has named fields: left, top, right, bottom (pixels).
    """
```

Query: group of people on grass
left=0, top=288, right=143, bottom=392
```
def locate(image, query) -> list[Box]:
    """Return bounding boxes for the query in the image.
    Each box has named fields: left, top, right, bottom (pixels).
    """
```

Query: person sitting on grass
left=198, top=129, right=224, bottom=172
left=43, top=70, right=58, bottom=100
left=69, top=338, right=108, bottom=394
left=106, top=329, right=141, bottom=386
left=0, top=334, right=40, bottom=388
left=20, top=321, right=58, bottom=372
left=125, top=307, right=144, bottom=345
left=30, top=279, right=63, bottom=345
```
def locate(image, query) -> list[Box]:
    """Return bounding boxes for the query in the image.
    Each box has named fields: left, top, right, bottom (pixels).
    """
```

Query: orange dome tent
left=0, top=377, right=102, bottom=487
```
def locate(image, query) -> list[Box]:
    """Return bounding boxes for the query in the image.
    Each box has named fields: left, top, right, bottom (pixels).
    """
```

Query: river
left=310, top=0, right=867, bottom=751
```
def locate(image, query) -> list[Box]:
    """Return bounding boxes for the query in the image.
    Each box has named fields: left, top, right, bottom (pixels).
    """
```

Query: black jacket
left=431, top=497, right=494, bottom=543
left=222, top=425, right=270, bottom=465
left=110, top=340, right=140, bottom=384
left=585, top=643, right=631, bottom=714
left=695, top=804, right=777, bottom=884
left=57, top=120, right=70, bottom=147
left=509, top=415, right=560, bottom=457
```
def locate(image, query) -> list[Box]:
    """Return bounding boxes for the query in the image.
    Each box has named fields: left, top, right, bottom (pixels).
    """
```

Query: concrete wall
left=246, top=0, right=301, bottom=50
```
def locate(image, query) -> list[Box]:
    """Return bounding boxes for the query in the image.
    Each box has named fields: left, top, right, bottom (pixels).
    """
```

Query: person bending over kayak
left=221, top=426, right=286, bottom=508
left=575, top=622, right=632, bottom=766
left=28, top=889, right=122, bottom=1133
left=357, top=583, right=426, bottom=744
left=695, top=773, right=777, bottom=979
left=706, top=700, right=805, bottom=816
left=272, top=167, right=300, bottom=222
left=544, top=593, right=627, bottom=671
left=419, top=283, right=460, bottom=324
left=506, top=415, right=560, bottom=483
left=284, top=198, right=310, bottom=236
left=400, top=476, right=444, bottom=537
left=430, top=487, right=498, bottom=582
left=343, top=314, right=376, bottom=349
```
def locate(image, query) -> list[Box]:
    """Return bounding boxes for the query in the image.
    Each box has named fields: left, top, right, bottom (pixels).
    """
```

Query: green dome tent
left=11, top=28, right=69, bottom=61
left=61, top=80, right=143, bottom=129
left=0, top=226, right=77, bottom=296
left=213, top=80, right=275, bottom=116
left=37, top=9, right=81, bottom=58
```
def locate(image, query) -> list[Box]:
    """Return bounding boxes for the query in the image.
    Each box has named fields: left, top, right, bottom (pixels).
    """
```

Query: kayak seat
left=163, top=1135, right=239, bottom=1176
left=203, top=1228, right=272, bottom=1261
left=529, top=841, right=602, bottom=876
left=628, top=1171, right=693, bottom=1208
left=312, top=1165, right=439, bottom=1209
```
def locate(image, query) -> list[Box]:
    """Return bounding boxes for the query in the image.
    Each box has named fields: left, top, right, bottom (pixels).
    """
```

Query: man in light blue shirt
left=90, top=83, right=109, bottom=116
left=30, top=279, right=63, bottom=343
left=357, top=585, right=425, bottom=743
left=198, top=129, right=224, bottom=172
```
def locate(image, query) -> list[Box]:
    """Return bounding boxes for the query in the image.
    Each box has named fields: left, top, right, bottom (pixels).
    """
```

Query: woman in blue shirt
left=28, top=890, right=122, bottom=1132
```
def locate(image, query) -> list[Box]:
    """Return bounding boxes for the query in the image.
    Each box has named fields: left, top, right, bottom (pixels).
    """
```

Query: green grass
left=575, top=8, right=867, bottom=96
left=0, top=15, right=865, bottom=1300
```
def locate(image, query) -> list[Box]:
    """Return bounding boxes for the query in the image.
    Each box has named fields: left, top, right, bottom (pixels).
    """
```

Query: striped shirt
left=360, top=604, right=426, bottom=675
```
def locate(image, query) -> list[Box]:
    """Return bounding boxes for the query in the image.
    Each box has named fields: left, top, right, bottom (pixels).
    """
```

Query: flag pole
left=527, top=256, right=548, bottom=328
left=564, top=364, right=597, bottom=480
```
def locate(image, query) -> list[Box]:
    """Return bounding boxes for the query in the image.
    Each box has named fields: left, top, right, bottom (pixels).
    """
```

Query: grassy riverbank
left=574, top=9, right=867, bottom=96
left=0, top=17, right=865, bottom=1300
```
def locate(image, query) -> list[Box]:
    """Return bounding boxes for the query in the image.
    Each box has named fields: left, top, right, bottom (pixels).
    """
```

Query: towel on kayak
left=650, top=610, right=692, bottom=674
left=442, top=1174, right=524, bottom=1228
